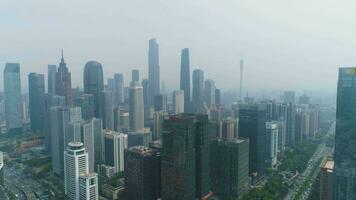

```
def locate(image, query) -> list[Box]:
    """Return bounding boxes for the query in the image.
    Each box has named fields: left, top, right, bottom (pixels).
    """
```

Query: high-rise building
left=210, top=138, right=249, bottom=200
left=128, top=128, right=152, bottom=148
left=220, top=117, right=238, bottom=140
left=161, top=114, right=211, bottom=200
left=129, top=81, right=144, bottom=131
left=132, top=69, right=140, bottom=82
left=148, top=39, right=160, bottom=107
left=84, top=61, right=104, bottom=117
left=64, top=142, right=89, bottom=200
left=277, top=118, right=286, bottom=157
left=180, top=48, right=191, bottom=113
left=334, top=67, right=356, bottom=199
left=142, top=79, right=149, bottom=107
left=192, top=69, right=204, bottom=112
left=99, top=90, right=113, bottom=130
left=172, top=90, right=184, bottom=114
left=0, top=152, right=4, bottom=187
left=48, top=65, right=57, bottom=95
left=299, top=94, right=310, bottom=105
left=265, top=121, right=279, bottom=168
left=124, top=146, right=161, bottom=200
left=153, top=111, right=164, bottom=140
left=50, top=106, right=70, bottom=176
left=56, top=50, right=72, bottom=105
left=154, top=94, right=167, bottom=112
left=204, top=79, right=216, bottom=109
left=320, top=159, right=334, bottom=200
left=28, top=73, right=45, bottom=133
left=215, top=89, right=221, bottom=106
left=284, top=91, right=295, bottom=104
left=82, top=118, right=103, bottom=173
left=238, top=103, right=267, bottom=178
left=114, top=73, right=124, bottom=105
left=4, top=63, right=23, bottom=134
left=104, top=130, right=128, bottom=173
left=79, top=173, right=99, bottom=200
left=74, top=94, right=95, bottom=120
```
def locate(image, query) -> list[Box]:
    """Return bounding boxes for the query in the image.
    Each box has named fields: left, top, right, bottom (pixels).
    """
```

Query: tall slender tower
left=180, top=48, right=191, bottom=113
left=28, top=73, right=45, bottom=133
left=84, top=61, right=104, bottom=118
left=56, top=50, right=72, bottom=105
left=192, top=69, right=204, bottom=112
left=129, top=81, right=144, bottom=131
left=148, top=39, right=160, bottom=107
left=239, top=59, right=244, bottom=101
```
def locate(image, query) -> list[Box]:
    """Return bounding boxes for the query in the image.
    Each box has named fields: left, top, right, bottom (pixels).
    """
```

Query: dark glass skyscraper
left=161, top=114, right=211, bottom=200
left=132, top=69, right=140, bottom=82
left=192, top=69, right=204, bottom=112
left=238, top=103, right=267, bottom=179
left=148, top=39, right=160, bottom=107
left=47, top=65, right=57, bottom=95
left=28, top=73, right=45, bottom=133
left=334, top=67, right=356, bottom=199
left=180, top=48, right=191, bottom=113
left=55, top=51, right=72, bottom=105
left=84, top=61, right=104, bottom=117
left=124, top=146, right=161, bottom=200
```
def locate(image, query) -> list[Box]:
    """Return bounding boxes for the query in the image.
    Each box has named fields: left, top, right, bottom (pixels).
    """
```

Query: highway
left=284, top=121, right=335, bottom=200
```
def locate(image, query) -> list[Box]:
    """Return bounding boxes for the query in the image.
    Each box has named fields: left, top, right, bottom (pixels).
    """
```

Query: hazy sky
left=1, top=0, right=355, bottom=93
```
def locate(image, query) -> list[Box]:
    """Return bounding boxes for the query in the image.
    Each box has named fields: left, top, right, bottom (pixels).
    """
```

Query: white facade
left=129, top=81, right=144, bottom=131
left=79, top=173, right=98, bottom=200
left=266, top=121, right=279, bottom=169
left=104, top=130, right=128, bottom=172
left=173, top=90, right=184, bottom=114
left=64, top=142, right=89, bottom=200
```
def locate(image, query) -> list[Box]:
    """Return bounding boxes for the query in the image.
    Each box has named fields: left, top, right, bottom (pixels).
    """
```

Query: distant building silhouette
left=84, top=61, right=104, bottom=117
left=148, top=39, right=160, bottom=107
left=56, top=50, right=72, bottom=105
left=28, top=73, right=45, bottom=133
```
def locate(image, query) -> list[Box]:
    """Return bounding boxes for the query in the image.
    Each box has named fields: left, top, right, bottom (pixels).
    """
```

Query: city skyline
left=1, top=0, right=349, bottom=92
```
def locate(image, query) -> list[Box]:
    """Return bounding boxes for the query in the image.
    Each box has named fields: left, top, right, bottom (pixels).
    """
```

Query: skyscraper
left=334, top=67, right=356, bottom=199
left=4, top=63, right=23, bottom=134
left=265, top=121, right=279, bottom=168
left=82, top=119, right=103, bottom=173
left=161, top=114, right=211, bottom=200
left=104, top=130, right=128, bottom=173
left=64, top=142, right=89, bottom=200
left=47, top=65, right=57, bottom=95
left=154, top=94, right=167, bottom=112
left=215, top=89, right=221, bottom=105
left=204, top=79, right=216, bottom=109
left=99, top=90, right=114, bottom=130
left=238, top=103, right=267, bottom=178
left=124, top=146, right=161, bottom=200
left=132, top=69, right=140, bottom=82
left=180, top=48, right=191, bottom=113
left=28, top=73, right=45, bottom=133
left=56, top=50, right=72, bottom=105
left=74, top=94, right=95, bottom=120
left=192, top=69, right=204, bottom=112
left=210, top=138, right=249, bottom=200
left=172, top=90, right=184, bottom=114
left=148, top=39, right=160, bottom=107
left=114, top=73, right=124, bottom=105
left=129, top=81, right=144, bottom=131
left=84, top=61, right=104, bottom=117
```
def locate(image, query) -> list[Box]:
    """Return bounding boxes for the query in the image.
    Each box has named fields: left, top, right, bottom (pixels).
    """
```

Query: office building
left=124, top=146, right=161, bottom=200
left=132, top=69, right=139, bottom=82
left=334, top=67, right=356, bottom=199
left=99, top=90, right=113, bottom=130
left=128, top=128, right=152, bottom=147
left=161, top=114, right=211, bottom=200
left=4, top=63, right=23, bottom=134
left=56, top=50, right=72, bottom=105
left=48, top=65, right=57, bottom=95
left=172, top=90, right=184, bottom=114
left=79, top=173, right=99, bottom=200
left=215, top=89, right=221, bottom=106
left=192, top=69, right=204, bottom=112
left=148, top=39, right=160, bottom=107
left=210, top=138, right=249, bottom=200
left=204, top=79, right=216, bottom=109
left=74, top=94, right=95, bottom=120
left=28, top=73, right=45, bottom=133
left=104, top=130, right=128, bottom=172
left=64, top=142, right=89, bottom=200
left=153, top=111, right=164, bottom=140
left=180, top=48, right=191, bottom=113
left=114, top=73, right=124, bottom=105
left=220, top=117, right=238, bottom=140
left=265, top=122, right=279, bottom=168
left=83, top=61, right=104, bottom=117
left=154, top=94, right=167, bottom=112
left=129, top=81, right=144, bottom=131
left=97, top=164, right=115, bottom=178
left=238, top=103, right=267, bottom=178
left=82, top=119, right=102, bottom=173
left=320, top=159, right=334, bottom=200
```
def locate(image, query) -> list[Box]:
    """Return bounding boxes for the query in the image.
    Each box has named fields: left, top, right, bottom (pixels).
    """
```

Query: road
left=284, top=121, right=335, bottom=200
